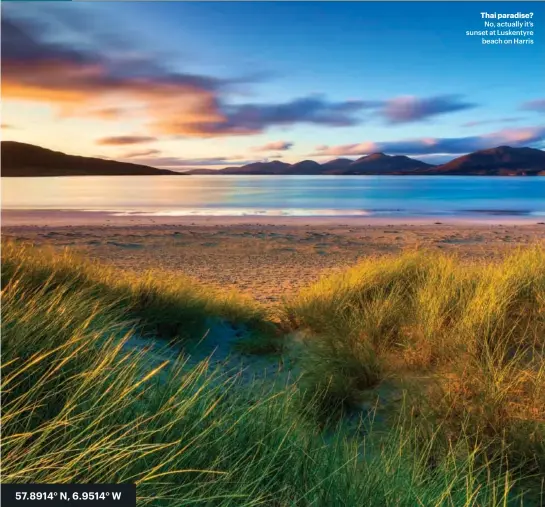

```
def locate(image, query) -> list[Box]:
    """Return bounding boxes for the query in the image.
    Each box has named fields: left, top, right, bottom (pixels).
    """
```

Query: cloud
left=520, top=99, right=545, bottom=113
left=461, top=117, right=524, bottom=128
left=96, top=136, right=157, bottom=146
left=1, top=9, right=483, bottom=139
left=150, top=96, right=367, bottom=136
left=1, top=13, right=94, bottom=66
left=251, top=140, right=293, bottom=152
left=89, top=107, right=129, bottom=120
left=381, top=95, right=476, bottom=124
left=2, top=123, right=15, bottom=129
left=315, top=141, right=378, bottom=157
left=123, top=149, right=162, bottom=158
left=1, top=11, right=366, bottom=137
left=2, top=13, right=229, bottom=128
left=411, top=154, right=460, bottom=165
left=314, top=126, right=545, bottom=157
left=124, top=155, right=261, bottom=168
left=212, top=97, right=365, bottom=133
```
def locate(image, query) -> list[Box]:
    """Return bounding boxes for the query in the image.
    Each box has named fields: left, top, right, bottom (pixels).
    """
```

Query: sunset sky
left=2, top=1, right=545, bottom=170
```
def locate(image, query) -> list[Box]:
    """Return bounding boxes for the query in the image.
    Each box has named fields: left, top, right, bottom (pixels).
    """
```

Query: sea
left=2, top=175, right=545, bottom=218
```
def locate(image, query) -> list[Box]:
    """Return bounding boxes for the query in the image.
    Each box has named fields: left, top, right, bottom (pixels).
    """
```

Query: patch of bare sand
left=4, top=222, right=544, bottom=305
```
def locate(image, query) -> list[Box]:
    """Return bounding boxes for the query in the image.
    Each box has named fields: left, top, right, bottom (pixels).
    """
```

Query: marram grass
left=1, top=241, right=274, bottom=342
left=284, top=246, right=545, bottom=478
left=1, top=241, right=543, bottom=505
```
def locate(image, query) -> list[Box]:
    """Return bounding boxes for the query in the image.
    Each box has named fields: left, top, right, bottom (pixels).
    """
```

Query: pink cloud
left=314, top=126, right=545, bottom=157
left=251, top=140, right=293, bottom=152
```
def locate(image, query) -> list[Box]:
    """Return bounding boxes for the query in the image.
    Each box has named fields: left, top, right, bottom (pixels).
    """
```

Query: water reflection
left=2, top=175, right=544, bottom=217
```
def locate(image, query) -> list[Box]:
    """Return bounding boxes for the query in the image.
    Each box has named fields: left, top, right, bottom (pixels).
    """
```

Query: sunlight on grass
left=1, top=241, right=272, bottom=343
left=284, top=246, right=545, bottom=478
left=1, top=241, right=543, bottom=505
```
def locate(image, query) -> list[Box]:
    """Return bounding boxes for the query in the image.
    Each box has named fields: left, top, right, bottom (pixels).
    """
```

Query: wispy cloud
left=380, top=95, right=476, bottom=124
left=251, top=140, right=293, bottom=152
left=461, top=117, right=523, bottom=128
left=1, top=11, right=367, bottom=137
left=410, top=154, right=460, bottom=165
left=89, top=107, right=129, bottom=120
left=520, top=99, right=545, bottom=114
left=96, top=136, right=157, bottom=146
left=2, top=13, right=229, bottom=133
left=123, top=148, right=162, bottom=158
left=3, top=7, right=482, bottom=142
left=314, top=126, right=545, bottom=157
left=214, top=97, right=365, bottom=133
left=123, top=155, right=261, bottom=169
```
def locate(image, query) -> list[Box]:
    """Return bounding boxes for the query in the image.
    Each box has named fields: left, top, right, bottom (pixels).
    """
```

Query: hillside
left=186, top=153, right=434, bottom=175
left=221, top=160, right=291, bottom=175
left=430, top=146, right=545, bottom=176
left=1, top=141, right=181, bottom=177
left=327, top=153, right=432, bottom=174
left=185, top=146, right=544, bottom=175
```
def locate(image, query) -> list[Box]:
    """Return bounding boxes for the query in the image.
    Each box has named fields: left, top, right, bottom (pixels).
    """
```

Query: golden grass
left=1, top=240, right=273, bottom=343
left=284, top=246, right=545, bottom=474
left=2, top=240, right=544, bottom=504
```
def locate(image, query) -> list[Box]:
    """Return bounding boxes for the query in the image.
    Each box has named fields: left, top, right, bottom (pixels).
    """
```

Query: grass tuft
left=284, top=246, right=545, bottom=475
left=1, top=240, right=271, bottom=343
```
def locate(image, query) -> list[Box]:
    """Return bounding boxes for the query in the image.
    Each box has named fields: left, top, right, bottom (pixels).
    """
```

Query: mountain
left=219, top=160, right=291, bottom=174
left=285, top=160, right=323, bottom=174
left=185, top=152, right=435, bottom=175
left=1, top=141, right=181, bottom=177
left=184, top=168, right=223, bottom=174
left=320, top=158, right=353, bottom=171
left=430, top=146, right=545, bottom=175
left=4, top=142, right=543, bottom=177
left=326, top=153, right=433, bottom=174
left=185, top=146, right=544, bottom=176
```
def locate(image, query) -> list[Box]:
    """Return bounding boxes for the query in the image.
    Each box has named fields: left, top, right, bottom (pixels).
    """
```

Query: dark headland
left=1, top=142, right=181, bottom=177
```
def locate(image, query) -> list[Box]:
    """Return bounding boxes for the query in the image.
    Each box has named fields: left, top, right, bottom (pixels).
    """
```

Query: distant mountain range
left=1, top=142, right=180, bottom=177
left=2, top=141, right=544, bottom=176
left=187, top=154, right=432, bottom=175
left=188, top=146, right=545, bottom=176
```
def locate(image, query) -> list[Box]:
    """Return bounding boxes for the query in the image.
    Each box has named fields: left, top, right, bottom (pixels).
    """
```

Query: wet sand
left=3, top=210, right=545, bottom=304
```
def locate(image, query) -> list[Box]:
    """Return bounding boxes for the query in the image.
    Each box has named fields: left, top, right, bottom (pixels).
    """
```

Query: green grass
left=1, top=241, right=543, bottom=505
left=1, top=241, right=273, bottom=343
left=284, top=247, right=545, bottom=478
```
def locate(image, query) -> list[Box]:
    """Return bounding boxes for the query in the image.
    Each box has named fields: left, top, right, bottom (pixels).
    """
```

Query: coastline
left=4, top=209, right=544, bottom=305
left=3, top=209, right=545, bottom=227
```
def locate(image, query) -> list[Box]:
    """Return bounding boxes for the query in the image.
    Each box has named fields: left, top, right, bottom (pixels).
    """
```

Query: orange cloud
left=96, top=136, right=157, bottom=146
left=2, top=59, right=228, bottom=133
left=2, top=13, right=365, bottom=137
left=89, top=107, right=129, bottom=120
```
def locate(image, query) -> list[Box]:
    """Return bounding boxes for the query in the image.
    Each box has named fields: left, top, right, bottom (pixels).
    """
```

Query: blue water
left=2, top=175, right=545, bottom=217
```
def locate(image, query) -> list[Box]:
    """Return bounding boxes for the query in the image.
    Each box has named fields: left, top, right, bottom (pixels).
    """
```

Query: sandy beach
left=3, top=210, right=544, bottom=304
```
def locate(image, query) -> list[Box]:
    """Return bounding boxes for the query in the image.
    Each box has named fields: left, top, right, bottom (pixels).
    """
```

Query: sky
left=2, top=1, right=545, bottom=170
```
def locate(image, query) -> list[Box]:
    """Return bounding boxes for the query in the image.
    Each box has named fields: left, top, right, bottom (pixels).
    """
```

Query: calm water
left=2, top=175, right=545, bottom=217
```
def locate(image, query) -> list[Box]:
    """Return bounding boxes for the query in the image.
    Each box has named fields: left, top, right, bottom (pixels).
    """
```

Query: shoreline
left=3, top=211, right=544, bottom=304
left=3, top=209, right=545, bottom=227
